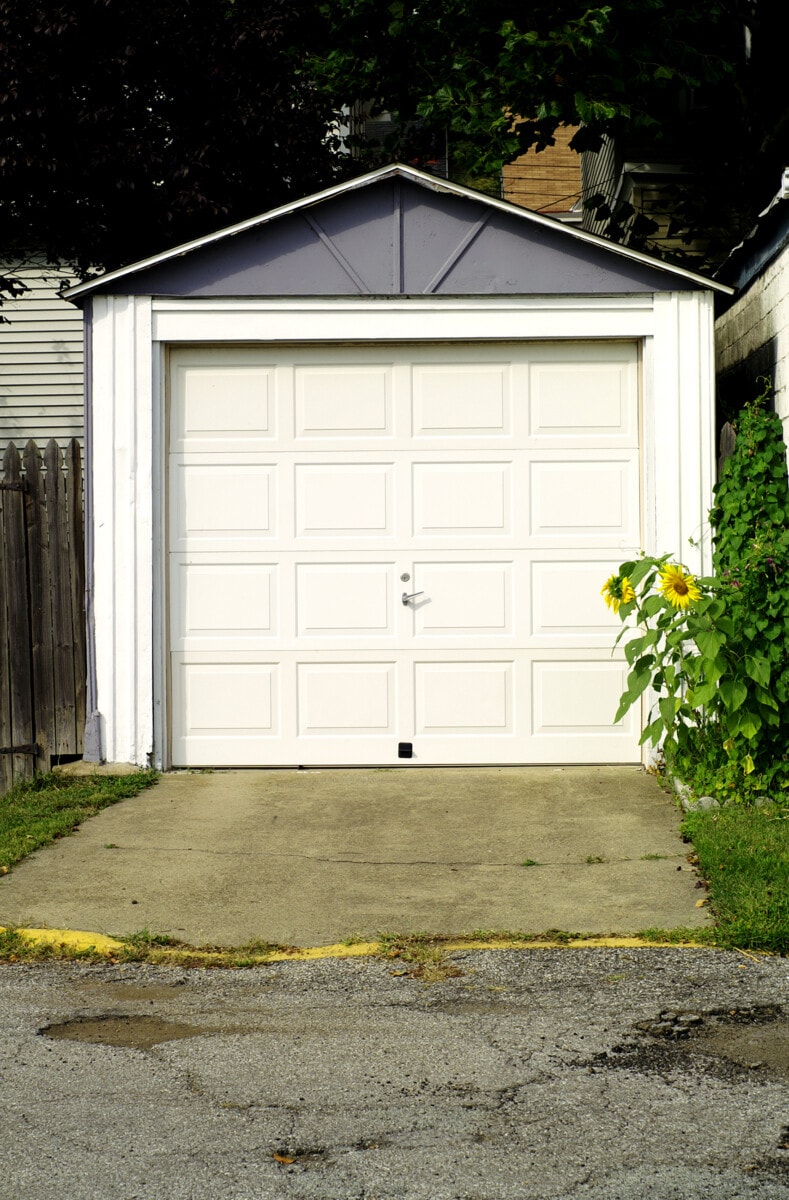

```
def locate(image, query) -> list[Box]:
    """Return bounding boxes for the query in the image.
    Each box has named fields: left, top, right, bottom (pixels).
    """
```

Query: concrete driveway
left=0, top=766, right=708, bottom=947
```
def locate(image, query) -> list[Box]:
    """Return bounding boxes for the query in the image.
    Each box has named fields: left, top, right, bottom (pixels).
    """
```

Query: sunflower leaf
left=642, top=594, right=666, bottom=617
left=638, top=717, right=664, bottom=746
left=624, top=635, right=647, bottom=664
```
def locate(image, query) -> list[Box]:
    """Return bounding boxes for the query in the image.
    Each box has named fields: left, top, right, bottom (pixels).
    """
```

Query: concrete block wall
left=716, top=241, right=789, bottom=434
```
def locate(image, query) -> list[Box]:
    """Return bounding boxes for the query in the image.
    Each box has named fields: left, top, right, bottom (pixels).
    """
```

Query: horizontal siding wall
left=580, top=137, right=620, bottom=236
left=0, top=257, right=84, bottom=445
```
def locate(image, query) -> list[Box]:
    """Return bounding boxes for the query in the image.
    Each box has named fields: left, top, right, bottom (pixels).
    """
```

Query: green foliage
left=708, top=383, right=789, bottom=789
left=311, top=0, right=784, bottom=265
left=0, top=1, right=343, bottom=273
left=608, top=381, right=789, bottom=801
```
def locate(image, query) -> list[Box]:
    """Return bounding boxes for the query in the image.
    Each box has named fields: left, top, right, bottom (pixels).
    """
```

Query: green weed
left=376, top=931, right=463, bottom=982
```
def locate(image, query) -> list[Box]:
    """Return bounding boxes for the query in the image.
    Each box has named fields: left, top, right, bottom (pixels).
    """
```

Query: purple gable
left=80, top=175, right=701, bottom=299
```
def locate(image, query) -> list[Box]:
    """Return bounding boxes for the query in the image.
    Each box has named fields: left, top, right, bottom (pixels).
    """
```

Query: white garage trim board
left=87, top=291, right=715, bottom=768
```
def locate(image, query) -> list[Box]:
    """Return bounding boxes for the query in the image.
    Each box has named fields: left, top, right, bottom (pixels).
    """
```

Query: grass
left=680, top=803, right=789, bottom=953
left=0, top=769, right=159, bottom=872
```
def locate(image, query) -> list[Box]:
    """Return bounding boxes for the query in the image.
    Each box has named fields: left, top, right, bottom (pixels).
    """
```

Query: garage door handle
left=402, top=590, right=425, bottom=606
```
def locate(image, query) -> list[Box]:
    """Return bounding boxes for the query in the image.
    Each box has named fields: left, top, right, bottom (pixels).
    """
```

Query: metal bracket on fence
left=0, top=744, right=38, bottom=756
left=0, top=481, right=26, bottom=492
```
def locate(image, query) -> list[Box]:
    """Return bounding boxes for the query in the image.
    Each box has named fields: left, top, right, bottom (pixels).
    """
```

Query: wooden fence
left=0, top=439, right=86, bottom=793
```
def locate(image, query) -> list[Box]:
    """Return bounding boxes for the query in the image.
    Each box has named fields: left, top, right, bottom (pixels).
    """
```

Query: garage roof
left=66, top=163, right=733, bottom=301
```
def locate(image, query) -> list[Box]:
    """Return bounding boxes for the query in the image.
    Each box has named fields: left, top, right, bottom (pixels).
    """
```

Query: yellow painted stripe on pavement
left=2, top=927, right=127, bottom=953
left=1, top=926, right=717, bottom=960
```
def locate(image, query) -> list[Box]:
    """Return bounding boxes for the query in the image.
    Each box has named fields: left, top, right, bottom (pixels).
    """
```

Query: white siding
left=0, top=256, right=84, bottom=446
left=580, top=137, right=620, bottom=236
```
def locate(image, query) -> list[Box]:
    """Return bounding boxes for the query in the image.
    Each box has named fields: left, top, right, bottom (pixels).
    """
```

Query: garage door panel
left=171, top=461, right=276, bottom=550
left=412, top=462, right=511, bottom=535
left=532, top=659, right=634, bottom=734
left=412, top=364, right=510, bottom=436
left=171, top=560, right=278, bottom=649
left=295, top=463, right=393, bottom=536
left=415, top=661, right=513, bottom=733
left=296, top=563, right=394, bottom=636
left=528, top=359, right=637, bottom=446
left=173, top=660, right=278, bottom=737
left=295, top=364, right=393, bottom=437
left=297, top=662, right=396, bottom=734
left=529, top=457, right=639, bottom=544
left=171, top=359, right=275, bottom=451
left=530, top=560, right=627, bottom=643
left=412, top=562, right=512, bottom=635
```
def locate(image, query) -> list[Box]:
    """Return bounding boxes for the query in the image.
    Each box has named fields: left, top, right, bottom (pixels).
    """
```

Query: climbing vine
left=606, top=380, right=789, bottom=801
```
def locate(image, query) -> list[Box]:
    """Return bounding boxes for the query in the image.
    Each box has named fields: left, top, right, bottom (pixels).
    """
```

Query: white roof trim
left=65, top=163, right=733, bottom=299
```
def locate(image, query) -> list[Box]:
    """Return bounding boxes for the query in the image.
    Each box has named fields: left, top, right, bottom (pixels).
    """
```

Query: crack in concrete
left=93, top=846, right=687, bottom=869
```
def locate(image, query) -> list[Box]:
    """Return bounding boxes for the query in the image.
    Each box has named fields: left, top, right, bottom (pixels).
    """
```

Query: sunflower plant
left=604, top=554, right=776, bottom=789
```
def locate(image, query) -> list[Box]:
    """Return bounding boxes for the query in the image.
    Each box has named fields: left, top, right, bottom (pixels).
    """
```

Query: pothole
left=39, top=1014, right=207, bottom=1049
left=71, top=982, right=186, bottom=1002
left=430, top=1000, right=520, bottom=1016
left=694, top=1020, right=789, bottom=1073
left=586, top=1005, right=789, bottom=1080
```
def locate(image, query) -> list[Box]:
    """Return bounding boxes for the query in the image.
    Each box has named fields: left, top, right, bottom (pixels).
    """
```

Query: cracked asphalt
left=3, top=947, right=789, bottom=1199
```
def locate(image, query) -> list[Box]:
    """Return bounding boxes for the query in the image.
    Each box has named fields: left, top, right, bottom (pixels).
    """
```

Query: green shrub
left=605, top=380, right=789, bottom=802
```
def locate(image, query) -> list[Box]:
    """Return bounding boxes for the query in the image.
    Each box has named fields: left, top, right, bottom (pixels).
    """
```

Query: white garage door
left=168, top=342, right=641, bottom=766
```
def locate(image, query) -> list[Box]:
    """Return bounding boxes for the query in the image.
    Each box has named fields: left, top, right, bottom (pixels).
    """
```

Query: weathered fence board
left=0, top=439, right=86, bottom=792
left=67, top=440, right=87, bottom=744
left=46, top=440, right=78, bottom=758
left=0, top=473, right=13, bottom=796
left=23, top=441, right=56, bottom=765
left=3, top=444, right=34, bottom=783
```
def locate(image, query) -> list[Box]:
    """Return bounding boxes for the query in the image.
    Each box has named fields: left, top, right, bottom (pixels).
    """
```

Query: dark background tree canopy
left=311, top=0, right=787, bottom=266
left=0, top=0, right=786, bottom=277
left=0, top=0, right=342, bottom=273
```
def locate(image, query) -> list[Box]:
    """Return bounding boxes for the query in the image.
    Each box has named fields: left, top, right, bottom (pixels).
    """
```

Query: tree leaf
left=718, top=678, right=747, bottom=712
left=744, top=655, right=770, bottom=687
left=688, top=680, right=717, bottom=706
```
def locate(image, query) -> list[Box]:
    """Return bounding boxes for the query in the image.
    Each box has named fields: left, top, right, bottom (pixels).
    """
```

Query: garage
left=68, top=164, right=728, bottom=768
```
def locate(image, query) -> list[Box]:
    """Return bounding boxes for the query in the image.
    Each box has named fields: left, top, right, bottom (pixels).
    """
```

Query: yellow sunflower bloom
left=660, top=564, right=701, bottom=609
left=601, top=573, right=635, bottom=614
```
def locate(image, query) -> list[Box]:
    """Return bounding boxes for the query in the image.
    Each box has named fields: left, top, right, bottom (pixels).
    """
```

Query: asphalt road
left=2, top=948, right=789, bottom=1199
